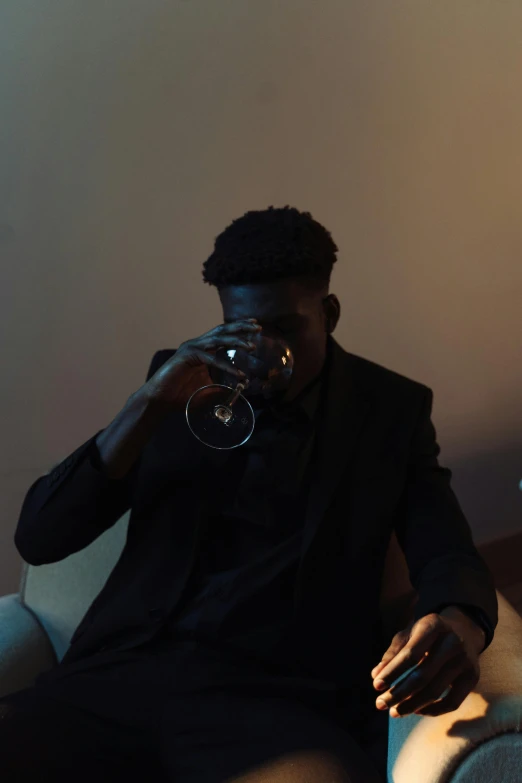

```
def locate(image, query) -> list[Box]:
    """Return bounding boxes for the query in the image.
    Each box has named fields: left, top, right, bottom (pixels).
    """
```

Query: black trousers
left=0, top=637, right=387, bottom=783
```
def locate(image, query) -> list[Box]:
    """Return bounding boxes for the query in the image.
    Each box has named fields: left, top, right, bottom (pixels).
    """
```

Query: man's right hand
left=143, top=319, right=262, bottom=412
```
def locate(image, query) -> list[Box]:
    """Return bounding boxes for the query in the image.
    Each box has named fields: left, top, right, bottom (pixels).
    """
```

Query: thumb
left=371, top=626, right=412, bottom=679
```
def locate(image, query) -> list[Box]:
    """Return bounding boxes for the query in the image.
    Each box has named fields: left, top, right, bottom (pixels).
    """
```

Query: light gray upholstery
left=2, top=515, right=521, bottom=782
left=0, top=593, right=56, bottom=697
left=19, top=511, right=130, bottom=663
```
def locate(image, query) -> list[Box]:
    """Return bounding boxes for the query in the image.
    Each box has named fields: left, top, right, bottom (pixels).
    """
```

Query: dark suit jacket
left=15, top=338, right=498, bottom=715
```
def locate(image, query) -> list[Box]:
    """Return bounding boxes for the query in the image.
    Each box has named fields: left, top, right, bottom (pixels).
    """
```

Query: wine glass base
left=186, top=384, right=255, bottom=449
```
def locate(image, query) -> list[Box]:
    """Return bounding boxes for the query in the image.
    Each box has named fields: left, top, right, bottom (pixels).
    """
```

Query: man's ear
left=322, top=293, right=340, bottom=334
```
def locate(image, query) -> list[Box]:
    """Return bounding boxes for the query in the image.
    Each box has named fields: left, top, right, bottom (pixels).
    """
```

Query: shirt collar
left=269, top=369, right=324, bottom=425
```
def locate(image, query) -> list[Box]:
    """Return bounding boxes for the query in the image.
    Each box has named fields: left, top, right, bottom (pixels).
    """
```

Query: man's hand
left=144, top=319, right=261, bottom=411
left=370, top=606, right=485, bottom=718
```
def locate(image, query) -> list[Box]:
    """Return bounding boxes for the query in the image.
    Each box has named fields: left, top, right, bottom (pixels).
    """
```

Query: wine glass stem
left=225, top=382, right=246, bottom=409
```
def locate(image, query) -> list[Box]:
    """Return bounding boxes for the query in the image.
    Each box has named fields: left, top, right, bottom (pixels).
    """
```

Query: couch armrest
left=386, top=590, right=522, bottom=782
left=0, top=594, right=57, bottom=697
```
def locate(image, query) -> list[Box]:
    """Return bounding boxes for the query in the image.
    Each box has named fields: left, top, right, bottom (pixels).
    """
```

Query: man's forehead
left=223, top=309, right=301, bottom=323
left=219, top=281, right=315, bottom=319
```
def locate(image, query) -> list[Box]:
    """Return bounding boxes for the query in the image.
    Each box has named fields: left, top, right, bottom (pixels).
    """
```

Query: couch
left=1, top=515, right=521, bottom=782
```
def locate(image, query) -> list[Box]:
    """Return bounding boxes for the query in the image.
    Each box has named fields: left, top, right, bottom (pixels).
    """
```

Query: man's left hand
left=370, top=606, right=485, bottom=718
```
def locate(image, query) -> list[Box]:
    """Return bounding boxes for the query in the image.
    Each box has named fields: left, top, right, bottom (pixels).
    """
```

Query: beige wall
left=1, top=0, right=521, bottom=595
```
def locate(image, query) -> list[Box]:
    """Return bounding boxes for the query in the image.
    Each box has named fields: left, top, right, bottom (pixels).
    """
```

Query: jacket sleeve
left=14, top=350, right=172, bottom=566
left=394, top=387, right=498, bottom=651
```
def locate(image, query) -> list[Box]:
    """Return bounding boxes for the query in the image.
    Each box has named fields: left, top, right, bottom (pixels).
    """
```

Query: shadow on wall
left=448, top=440, right=522, bottom=546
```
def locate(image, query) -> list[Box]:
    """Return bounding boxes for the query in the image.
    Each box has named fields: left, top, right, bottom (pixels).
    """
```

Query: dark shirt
left=157, top=376, right=323, bottom=672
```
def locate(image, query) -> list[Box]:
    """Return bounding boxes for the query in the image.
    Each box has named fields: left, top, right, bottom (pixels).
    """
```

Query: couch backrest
left=20, top=515, right=415, bottom=661
left=21, top=512, right=130, bottom=661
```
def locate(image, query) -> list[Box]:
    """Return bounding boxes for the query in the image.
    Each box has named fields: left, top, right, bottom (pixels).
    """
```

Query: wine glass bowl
left=211, top=332, right=294, bottom=402
left=186, top=332, right=294, bottom=449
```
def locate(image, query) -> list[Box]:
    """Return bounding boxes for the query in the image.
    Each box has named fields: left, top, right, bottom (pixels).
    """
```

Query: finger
left=371, top=661, right=387, bottom=680
left=218, top=333, right=260, bottom=350
left=373, top=614, right=444, bottom=691
left=195, top=333, right=259, bottom=352
left=194, top=350, right=247, bottom=378
left=378, top=631, right=466, bottom=708
left=371, top=628, right=411, bottom=679
left=187, top=336, right=255, bottom=355
left=387, top=654, right=466, bottom=717
left=217, top=320, right=262, bottom=335
left=412, top=668, right=478, bottom=717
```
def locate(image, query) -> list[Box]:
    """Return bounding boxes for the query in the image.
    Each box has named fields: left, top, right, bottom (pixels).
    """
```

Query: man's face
left=219, top=279, right=337, bottom=401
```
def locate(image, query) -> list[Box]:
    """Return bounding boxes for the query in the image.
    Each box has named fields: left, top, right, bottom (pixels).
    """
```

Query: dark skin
left=219, top=278, right=341, bottom=402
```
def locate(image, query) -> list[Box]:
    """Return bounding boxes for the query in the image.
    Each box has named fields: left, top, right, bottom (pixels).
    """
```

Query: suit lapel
left=298, top=339, right=372, bottom=569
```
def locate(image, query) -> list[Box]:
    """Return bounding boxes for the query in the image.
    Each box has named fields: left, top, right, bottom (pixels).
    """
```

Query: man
left=6, top=206, right=497, bottom=782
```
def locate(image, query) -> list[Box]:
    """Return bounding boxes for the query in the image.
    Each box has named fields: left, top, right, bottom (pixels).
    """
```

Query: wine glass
left=185, top=331, right=294, bottom=449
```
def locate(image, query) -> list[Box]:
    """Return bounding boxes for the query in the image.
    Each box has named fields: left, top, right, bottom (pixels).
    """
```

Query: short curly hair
left=202, top=206, right=338, bottom=289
